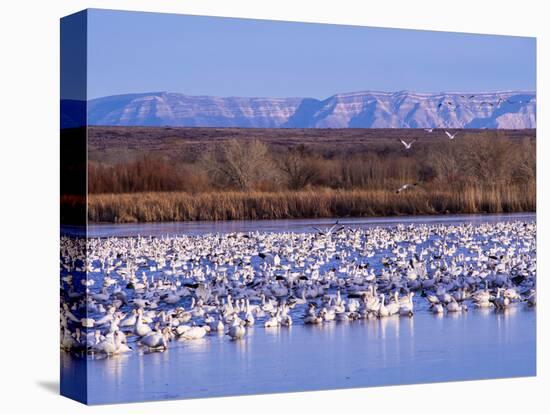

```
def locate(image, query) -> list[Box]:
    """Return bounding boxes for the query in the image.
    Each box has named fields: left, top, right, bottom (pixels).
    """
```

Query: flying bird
left=445, top=130, right=459, bottom=140
left=395, top=183, right=418, bottom=194
left=424, top=128, right=434, bottom=133
left=400, top=139, right=416, bottom=150
left=312, top=220, right=345, bottom=236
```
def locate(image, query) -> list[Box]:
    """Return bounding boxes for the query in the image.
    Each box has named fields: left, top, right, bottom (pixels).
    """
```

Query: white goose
left=227, top=319, right=246, bottom=340
left=400, top=139, right=416, bottom=150
left=140, top=329, right=168, bottom=351
left=179, top=325, right=209, bottom=340
left=378, top=295, right=390, bottom=318
left=134, top=309, right=152, bottom=337
left=444, top=130, right=459, bottom=140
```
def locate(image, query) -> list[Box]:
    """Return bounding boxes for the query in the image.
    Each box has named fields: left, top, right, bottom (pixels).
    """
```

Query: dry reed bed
left=87, top=186, right=535, bottom=223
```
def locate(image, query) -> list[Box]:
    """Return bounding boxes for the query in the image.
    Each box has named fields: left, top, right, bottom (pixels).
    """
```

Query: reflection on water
left=72, top=308, right=535, bottom=404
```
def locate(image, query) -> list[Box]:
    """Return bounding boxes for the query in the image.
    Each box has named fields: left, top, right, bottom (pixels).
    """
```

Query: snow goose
left=227, top=319, right=246, bottom=340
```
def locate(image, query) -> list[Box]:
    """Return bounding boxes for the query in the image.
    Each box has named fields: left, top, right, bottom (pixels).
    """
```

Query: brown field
left=84, top=127, right=536, bottom=222
left=88, top=126, right=535, bottom=164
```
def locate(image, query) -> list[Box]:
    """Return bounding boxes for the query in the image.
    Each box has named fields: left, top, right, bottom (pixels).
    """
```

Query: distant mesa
left=85, top=90, right=536, bottom=129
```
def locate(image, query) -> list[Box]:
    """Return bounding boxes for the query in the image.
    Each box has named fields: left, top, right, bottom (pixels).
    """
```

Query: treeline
left=88, top=134, right=535, bottom=194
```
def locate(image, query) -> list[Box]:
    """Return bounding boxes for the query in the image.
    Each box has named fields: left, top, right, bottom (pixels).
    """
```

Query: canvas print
left=60, top=9, right=536, bottom=405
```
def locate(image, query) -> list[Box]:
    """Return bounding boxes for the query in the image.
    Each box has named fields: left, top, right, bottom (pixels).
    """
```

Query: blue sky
left=87, top=9, right=536, bottom=100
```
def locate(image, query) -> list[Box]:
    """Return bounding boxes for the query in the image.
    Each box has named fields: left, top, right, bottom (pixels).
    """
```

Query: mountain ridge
left=86, top=90, right=536, bottom=129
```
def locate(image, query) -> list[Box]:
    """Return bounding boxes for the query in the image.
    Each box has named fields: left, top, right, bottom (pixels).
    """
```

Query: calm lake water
left=61, top=213, right=536, bottom=404
left=84, top=212, right=536, bottom=238
left=62, top=307, right=535, bottom=404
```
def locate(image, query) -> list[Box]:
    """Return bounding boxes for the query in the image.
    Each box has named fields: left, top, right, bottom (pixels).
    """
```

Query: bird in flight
left=312, top=220, right=345, bottom=236
left=445, top=130, right=459, bottom=140
left=396, top=183, right=418, bottom=194
left=424, top=128, right=434, bottom=133
left=400, top=139, right=416, bottom=150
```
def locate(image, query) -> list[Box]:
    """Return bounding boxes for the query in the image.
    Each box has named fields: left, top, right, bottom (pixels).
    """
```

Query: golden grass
left=86, top=185, right=535, bottom=223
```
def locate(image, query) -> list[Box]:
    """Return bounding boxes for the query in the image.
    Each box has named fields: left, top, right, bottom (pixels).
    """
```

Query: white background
left=0, top=0, right=547, bottom=412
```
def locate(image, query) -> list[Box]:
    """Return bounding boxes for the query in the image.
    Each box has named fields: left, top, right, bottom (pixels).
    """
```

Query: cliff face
left=87, top=90, right=536, bottom=128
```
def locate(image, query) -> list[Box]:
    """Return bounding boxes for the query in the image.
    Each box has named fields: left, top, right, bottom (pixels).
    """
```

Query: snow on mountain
left=87, top=90, right=536, bottom=129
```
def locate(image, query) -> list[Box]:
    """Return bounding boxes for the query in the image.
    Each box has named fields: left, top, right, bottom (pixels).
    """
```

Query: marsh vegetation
left=85, top=127, right=535, bottom=222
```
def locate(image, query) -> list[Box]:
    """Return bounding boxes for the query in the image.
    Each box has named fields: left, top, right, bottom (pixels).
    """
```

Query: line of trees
left=88, top=134, right=535, bottom=194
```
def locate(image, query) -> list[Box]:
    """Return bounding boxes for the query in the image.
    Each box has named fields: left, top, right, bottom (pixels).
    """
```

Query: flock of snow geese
left=60, top=219, right=536, bottom=356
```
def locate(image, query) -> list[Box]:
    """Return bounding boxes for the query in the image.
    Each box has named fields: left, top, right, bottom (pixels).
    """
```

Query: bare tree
left=277, top=145, right=319, bottom=190
left=427, top=143, right=464, bottom=185
left=460, top=135, right=516, bottom=185
left=202, top=139, right=272, bottom=191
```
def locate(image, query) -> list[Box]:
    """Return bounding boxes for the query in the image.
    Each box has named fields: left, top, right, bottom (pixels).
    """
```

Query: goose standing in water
left=386, top=292, right=400, bottom=316
left=114, top=331, right=132, bottom=353
left=280, top=304, right=293, bottom=326
left=227, top=319, right=246, bottom=340
left=399, top=292, right=415, bottom=316
left=431, top=303, right=444, bottom=314
left=264, top=311, right=280, bottom=328
left=378, top=295, right=390, bottom=318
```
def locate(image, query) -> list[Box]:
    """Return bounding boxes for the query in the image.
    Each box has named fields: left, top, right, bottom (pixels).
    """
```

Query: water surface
left=85, top=212, right=535, bottom=237
left=65, top=307, right=535, bottom=404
